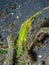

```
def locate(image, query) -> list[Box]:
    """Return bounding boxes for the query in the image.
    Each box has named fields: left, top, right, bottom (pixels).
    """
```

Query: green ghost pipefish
left=17, top=6, right=49, bottom=58
left=17, top=11, right=42, bottom=58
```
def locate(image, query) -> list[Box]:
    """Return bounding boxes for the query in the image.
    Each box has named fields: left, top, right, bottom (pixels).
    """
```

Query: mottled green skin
left=17, top=11, right=43, bottom=58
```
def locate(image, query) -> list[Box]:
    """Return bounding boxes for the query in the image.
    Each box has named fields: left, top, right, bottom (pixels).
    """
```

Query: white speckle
left=38, top=63, right=42, bottom=65
left=48, top=53, right=49, bottom=55
left=16, top=16, right=19, bottom=19
left=43, top=6, right=49, bottom=11
left=16, top=7, right=18, bottom=9
left=11, top=12, right=14, bottom=15
left=22, top=23, right=23, bottom=26
left=38, top=18, right=40, bottom=21
left=26, top=16, right=28, bottom=18
left=15, top=32, right=17, bottom=34
left=3, top=62, right=6, bottom=65
left=38, top=55, right=42, bottom=58
left=18, top=5, right=21, bottom=8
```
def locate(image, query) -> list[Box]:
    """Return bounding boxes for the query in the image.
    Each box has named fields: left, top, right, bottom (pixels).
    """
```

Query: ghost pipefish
left=17, top=11, right=42, bottom=58
left=17, top=6, right=49, bottom=58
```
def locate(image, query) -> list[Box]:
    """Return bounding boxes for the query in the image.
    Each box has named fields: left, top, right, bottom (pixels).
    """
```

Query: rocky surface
left=27, top=18, right=49, bottom=65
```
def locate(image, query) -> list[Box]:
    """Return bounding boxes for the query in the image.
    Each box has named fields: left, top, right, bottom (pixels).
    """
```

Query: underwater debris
left=12, top=49, right=17, bottom=65
left=2, top=34, right=16, bottom=65
left=28, top=49, right=37, bottom=62
left=0, top=9, right=9, bottom=18
left=0, top=49, right=8, bottom=54
left=28, top=18, right=49, bottom=65
left=37, top=61, right=45, bottom=65
left=0, top=35, right=4, bottom=46
left=0, top=35, right=7, bottom=49
left=8, top=23, right=15, bottom=30
left=46, top=57, right=49, bottom=65
left=4, top=4, right=16, bottom=9
left=0, top=3, right=16, bottom=18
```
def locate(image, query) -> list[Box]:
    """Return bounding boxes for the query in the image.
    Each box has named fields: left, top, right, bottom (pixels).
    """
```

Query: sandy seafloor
left=0, top=0, right=49, bottom=65
left=0, top=0, right=49, bottom=44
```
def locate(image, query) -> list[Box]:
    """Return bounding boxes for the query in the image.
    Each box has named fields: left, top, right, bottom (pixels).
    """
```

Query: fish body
left=17, top=11, right=43, bottom=58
